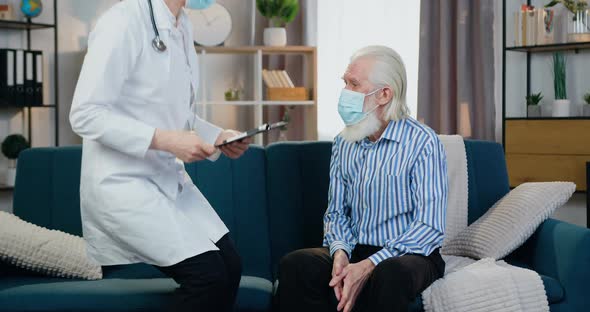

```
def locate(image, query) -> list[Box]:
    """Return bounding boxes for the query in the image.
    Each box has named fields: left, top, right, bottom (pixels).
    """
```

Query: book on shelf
left=262, top=69, right=297, bottom=88
left=513, top=5, right=555, bottom=47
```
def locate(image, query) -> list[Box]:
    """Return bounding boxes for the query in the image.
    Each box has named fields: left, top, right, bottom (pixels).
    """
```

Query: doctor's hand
left=151, top=129, right=216, bottom=163
left=215, top=130, right=251, bottom=159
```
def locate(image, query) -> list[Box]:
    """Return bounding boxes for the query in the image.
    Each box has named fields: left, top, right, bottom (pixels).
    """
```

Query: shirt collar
left=153, top=0, right=188, bottom=30
left=380, top=118, right=407, bottom=142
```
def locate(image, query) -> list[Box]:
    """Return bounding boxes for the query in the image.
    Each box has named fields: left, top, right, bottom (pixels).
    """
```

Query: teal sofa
left=0, top=141, right=588, bottom=311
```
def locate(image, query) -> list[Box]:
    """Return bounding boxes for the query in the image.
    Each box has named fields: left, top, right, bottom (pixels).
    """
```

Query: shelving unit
left=0, top=1, right=59, bottom=147
left=195, top=45, right=317, bottom=145
left=503, top=1, right=590, bottom=227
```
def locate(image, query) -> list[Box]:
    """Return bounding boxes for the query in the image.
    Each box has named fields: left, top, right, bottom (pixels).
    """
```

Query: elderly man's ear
left=376, top=87, right=394, bottom=106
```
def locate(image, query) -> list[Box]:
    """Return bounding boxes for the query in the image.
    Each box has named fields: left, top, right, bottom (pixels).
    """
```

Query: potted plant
left=1, top=134, right=30, bottom=186
left=526, top=92, right=543, bottom=117
left=278, top=105, right=294, bottom=141
left=552, top=52, right=570, bottom=117
left=545, top=0, right=590, bottom=42
left=583, top=92, right=590, bottom=116
left=256, top=0, right=299, bottom=46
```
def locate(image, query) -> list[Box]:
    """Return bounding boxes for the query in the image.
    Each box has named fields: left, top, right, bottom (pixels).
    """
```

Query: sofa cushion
left=0, top=263, right=273, bottom=312
left=14, top=147, right=84, bottom=236
left=266, top=142, right=333, bottom=276
left=185, top=146, right=272, bottom=280
left=13, top=146, right=273, bottom=282
left=463, top=140, right=510, bottom=224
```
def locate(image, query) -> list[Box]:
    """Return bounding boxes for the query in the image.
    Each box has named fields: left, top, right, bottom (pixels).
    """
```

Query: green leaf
left=279, top=2, right=299, bottom=25
left=545, top=0, right=561, bottom=8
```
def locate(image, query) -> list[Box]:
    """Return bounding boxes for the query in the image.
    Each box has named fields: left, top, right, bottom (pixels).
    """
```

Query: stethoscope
left=147, top=0, right=167, bottom=52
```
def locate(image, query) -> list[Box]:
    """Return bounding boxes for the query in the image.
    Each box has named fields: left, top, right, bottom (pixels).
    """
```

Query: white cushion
left=0, top=211, right=102, bottom=280
left=442, top=182, right=576, bottom=260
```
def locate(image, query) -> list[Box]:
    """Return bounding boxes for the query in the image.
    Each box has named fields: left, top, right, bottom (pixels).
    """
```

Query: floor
left=552, top=193, right=587, bottom=228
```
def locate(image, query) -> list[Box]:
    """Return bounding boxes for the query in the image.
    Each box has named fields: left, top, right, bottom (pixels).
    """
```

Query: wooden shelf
left=0, top=104, right=56, bottom=109
left=199, top=100, right=315, bottom=106
left=195, top=45, right=316, bottom=55
left=506, top=42, right=590, bottom=53
left=0, top=20, right=55, bottom=30
left=0, top=184, right=14, bottom=191
left=506, top=116, right=590, bottom=120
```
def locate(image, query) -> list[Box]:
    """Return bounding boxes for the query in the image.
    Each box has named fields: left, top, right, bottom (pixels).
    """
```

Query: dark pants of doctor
left=155, top=234, right=242, bottom=312
left=276, top=246, right=445, bottom=312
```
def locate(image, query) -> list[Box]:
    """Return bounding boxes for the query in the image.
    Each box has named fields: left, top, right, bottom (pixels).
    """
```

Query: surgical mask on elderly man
left=185, top=0, right=215, bottom=10
left=338, top=88, right=382, bottom=125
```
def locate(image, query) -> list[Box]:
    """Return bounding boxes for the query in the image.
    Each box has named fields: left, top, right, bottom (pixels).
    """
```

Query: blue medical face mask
left=338, top=88, right=382, bottom=126
left=185, top=0, right=215, bottom=10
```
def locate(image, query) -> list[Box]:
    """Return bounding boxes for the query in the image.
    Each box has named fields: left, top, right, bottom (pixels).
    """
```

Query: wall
left=316, top=0, right=421, bottom=141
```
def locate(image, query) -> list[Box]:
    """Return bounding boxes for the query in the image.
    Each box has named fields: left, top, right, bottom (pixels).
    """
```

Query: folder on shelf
left=25, top=50, right=35, bottom=106
left=15, top=49, right=25, bottom=106
left=0, top=49, right=16, bottom=106
left=33, top=51, right=43, bottom=106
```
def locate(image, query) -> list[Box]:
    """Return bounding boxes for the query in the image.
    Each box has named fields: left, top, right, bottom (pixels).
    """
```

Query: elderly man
left=277, top=46, right=448, bottom=312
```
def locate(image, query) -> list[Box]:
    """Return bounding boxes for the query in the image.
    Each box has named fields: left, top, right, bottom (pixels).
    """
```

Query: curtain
left=417, top=0, right=495, bottom=140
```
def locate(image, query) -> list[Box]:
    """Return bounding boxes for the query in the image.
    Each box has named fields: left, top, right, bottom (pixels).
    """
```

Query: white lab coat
left=70, top=0, right=228, bottom=267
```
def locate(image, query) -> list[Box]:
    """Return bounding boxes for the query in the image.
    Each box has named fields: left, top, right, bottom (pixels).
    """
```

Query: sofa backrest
left=265, top=140, right=510, bottom=275
left=13, top=146, right=272, bottom=280
left=12, top=139, right=510, bottom=281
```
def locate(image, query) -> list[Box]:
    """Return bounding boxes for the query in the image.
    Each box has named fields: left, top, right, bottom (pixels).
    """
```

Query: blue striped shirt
left=323, top=118, right=448, bottom=265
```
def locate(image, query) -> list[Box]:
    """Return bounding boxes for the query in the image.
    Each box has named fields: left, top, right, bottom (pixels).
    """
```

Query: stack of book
left=261, top=69, right=307, bottom=101
left=0, top=49, right=44, bottom=107
left=262, top=69, right=295, bottom=88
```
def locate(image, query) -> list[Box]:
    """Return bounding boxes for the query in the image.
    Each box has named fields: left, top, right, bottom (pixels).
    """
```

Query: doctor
left=70, top=0, right=249, bottom=311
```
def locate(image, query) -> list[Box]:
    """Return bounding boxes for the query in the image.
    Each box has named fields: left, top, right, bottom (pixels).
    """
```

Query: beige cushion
left=443, top=182, right=576, bottom=260
left=0, top=211, right=102, bottom=280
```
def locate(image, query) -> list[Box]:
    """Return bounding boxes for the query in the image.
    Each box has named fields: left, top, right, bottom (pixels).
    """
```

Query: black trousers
left=155, top=234, right=242, bottom=312
left=277, top=246, right=445, bottom=312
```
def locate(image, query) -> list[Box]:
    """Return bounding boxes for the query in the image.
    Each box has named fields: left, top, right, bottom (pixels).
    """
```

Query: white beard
left=340, top=112, right=382, bottom=142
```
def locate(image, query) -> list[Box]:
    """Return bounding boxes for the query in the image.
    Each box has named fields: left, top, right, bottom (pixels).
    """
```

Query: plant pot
left=583, top=104, right=590, bottom=117
left=552, top=99, right=571, bottom=117
left=263, top=27, right=287, bottom=47
left=527, top=105, right=541, bottom=118
left=4, top=167, right=16, bottom=186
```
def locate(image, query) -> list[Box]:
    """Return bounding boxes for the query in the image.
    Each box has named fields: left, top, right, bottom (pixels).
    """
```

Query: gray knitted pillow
left=0, top=211, right=102, bottom=280
left=443, top=182, right=575, bottom=260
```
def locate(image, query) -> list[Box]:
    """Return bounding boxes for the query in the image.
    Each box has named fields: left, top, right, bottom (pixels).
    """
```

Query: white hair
left=350, top=45, right=410, bottom=121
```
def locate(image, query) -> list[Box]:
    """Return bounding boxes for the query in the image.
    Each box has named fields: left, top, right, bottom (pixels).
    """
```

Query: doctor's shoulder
left=87, top=1, right=146, bottom=54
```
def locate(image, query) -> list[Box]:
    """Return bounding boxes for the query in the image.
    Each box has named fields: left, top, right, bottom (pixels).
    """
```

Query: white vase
left=263, top=27, right=287, bottom=46
left=583, top=104, right=590, bottom=117
left=527, top=105, right=541, bottom=118
left=552, top=99, right=570, bottom=117
left=4, top=167, right=16, bottom=186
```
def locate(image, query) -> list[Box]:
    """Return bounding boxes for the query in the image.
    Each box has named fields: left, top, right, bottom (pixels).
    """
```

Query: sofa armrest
left=509, top=218, right=590, bottom=309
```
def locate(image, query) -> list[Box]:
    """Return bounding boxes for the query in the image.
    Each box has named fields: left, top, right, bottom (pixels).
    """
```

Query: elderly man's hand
left=330, top=250, right=349, bottom=301
left=215, top=130, right=251, bottom=159
left=330, top=259, right=375, bottom=312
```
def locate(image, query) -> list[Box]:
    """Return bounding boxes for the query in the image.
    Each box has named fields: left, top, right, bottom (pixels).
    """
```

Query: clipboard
left=215, top=121, right=288, bottom=147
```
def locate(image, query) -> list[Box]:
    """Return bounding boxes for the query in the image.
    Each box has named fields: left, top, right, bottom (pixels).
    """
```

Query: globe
left=20, top=0, right=43, bottom=18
